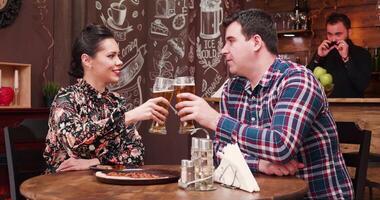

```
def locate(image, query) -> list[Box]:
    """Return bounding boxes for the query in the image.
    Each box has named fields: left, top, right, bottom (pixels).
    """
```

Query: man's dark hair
left=326, top=12, right=351, bottom=29
left=223, top=9, right=278, bottom=55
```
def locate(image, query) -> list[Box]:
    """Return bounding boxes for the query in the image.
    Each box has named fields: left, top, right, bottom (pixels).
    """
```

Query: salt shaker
left=178, top=159, right=195, bottom=190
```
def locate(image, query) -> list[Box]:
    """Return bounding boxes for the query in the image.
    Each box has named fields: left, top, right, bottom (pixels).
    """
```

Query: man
left=308, top=12, right=371, bottom=98
left=176, top=9, right=353, bottom=199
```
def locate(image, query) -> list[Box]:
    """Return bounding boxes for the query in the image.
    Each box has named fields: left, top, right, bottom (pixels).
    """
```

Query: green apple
left=319, top=73, right=333, bottom=87
left=313, top=66, right=327, bottom=79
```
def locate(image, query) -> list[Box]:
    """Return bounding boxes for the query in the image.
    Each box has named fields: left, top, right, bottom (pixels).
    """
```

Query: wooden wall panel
left=245, top=0, right=380, bottom=54
left=311, top=4, right=379, bottom=29
left=246, top=0, right=378, bottom=11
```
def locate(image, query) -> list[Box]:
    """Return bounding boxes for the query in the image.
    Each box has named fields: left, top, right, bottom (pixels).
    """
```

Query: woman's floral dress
left=44, top=79, right=144, bottom=173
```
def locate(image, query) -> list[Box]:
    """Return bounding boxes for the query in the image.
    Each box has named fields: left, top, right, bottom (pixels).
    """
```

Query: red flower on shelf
left=0, top=87, right=15, bottom=106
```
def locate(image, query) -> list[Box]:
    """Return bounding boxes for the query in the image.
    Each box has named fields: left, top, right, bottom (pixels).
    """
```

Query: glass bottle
left=373, top=48, right=378, bottom=72
left=376, top=48, right=380, bottom=72
left=293, top=0, right=301, bottom=30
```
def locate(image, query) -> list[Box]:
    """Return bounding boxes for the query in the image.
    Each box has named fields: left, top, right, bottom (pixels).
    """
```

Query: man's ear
left=250, top=35, right=262, bottom=52
left=348, top=28, right=352, bottom=38
left=81, top=54, right=92, bottom=70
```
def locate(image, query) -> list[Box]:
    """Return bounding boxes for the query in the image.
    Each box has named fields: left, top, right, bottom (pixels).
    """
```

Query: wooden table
left=20, top=165, right=308, bottom=200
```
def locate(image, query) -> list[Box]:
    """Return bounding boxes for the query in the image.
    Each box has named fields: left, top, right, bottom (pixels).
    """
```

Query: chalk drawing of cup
left=107, top=2, right=127, bottom=26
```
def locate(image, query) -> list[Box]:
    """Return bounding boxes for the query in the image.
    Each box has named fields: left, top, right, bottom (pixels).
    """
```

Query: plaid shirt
left=214, top=58, right=353, bottom=199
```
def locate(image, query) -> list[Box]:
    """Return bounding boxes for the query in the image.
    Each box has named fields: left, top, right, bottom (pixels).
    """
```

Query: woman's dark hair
left=326, top=12, right=351, bottom=29
left=223, top=9, right=278, bottom=55
left=69, top=24, right=114, bottom=78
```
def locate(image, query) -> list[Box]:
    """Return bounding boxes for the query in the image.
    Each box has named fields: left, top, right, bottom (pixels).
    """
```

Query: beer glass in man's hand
left=174, top=76, right=196, bottom=134
left=149, top=77, right=174, bottom=134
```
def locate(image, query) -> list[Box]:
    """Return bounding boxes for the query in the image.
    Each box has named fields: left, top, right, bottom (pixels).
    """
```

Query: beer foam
left=173, top=83, right=195, bottom=86
left=152, top=89, right=174, bottom=93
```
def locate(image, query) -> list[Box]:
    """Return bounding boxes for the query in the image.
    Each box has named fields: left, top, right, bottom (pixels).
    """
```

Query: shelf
left=0, top=62, right=31, bottom=108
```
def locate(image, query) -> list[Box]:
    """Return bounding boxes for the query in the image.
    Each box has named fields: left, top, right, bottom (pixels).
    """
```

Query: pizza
left=106, top=171, right=160, bottom=179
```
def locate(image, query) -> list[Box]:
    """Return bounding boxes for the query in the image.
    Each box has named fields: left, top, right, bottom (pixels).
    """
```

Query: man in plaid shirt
left=176, top=9, right=353, bottom=199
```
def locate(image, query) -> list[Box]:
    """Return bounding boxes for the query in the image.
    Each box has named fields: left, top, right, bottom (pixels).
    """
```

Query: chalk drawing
left=172, top=14, right=186, bottom=30
left=130, top=0, right=140, bottom=5
left=202, top=79, right=208, bottom=93
left=201, top=73, right=223, bottom=97
left=98, top=1, right=133, bottom=41
left=150, top=19, right=169, bottom=37
left=199, top=0, right=223, bottom=39
left=95, top=1, right=102, bottom=10
left=168, top=37, right=185, bottom=58
left=151, top=45, right=174, bottom=79
left=132, top=10, right=138, bottom=18
left=196, top=37, right=223, bottom=74
left=155, top=0, right=176, bottom=19
left=188, top=45, right=195, bottom=63
left=188, top=0, right=194, bottom=8
left=108, top=44, right=147, bottom=90
left=115, top=75, right=143, bottom=128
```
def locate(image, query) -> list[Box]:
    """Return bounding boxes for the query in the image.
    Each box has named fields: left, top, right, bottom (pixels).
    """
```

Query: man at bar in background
left=308, top=12, right=371, bottom=98
left=175, top=9, right=353, bottom=199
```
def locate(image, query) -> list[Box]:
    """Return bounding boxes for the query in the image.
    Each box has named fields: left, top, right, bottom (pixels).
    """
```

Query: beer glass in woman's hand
left=149, top=77, right=174, bottom=134
left=174, top=76, right=196, bottom=134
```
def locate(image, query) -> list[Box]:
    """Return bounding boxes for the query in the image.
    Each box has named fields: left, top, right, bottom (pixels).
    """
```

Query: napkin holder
left=214, top=143, right=260, bottom=192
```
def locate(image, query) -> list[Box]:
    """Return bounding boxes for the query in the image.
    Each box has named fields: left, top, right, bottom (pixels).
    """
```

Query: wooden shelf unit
left=0, top=62, right=31, bottom=108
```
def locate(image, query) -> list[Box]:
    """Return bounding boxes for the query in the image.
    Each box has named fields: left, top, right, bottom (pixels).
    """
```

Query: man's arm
left=176, top=73, right=315, bottom=166
left=307, top=52, right=326, bottom=71
left=215, top=70, right=324, bottom=164
left=344, top=48, right=372, bottom=94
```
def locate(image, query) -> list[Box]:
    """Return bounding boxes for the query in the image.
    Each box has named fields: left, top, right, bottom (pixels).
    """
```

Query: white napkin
left=214, top=143, right=260, bottom=192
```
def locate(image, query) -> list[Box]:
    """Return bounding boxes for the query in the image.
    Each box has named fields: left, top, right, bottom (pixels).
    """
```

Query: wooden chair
left=4, top=119, right=48, bottom=200
left=336, top=121, right=371, bottom=200
left=344, top=151, right=380, bottom=200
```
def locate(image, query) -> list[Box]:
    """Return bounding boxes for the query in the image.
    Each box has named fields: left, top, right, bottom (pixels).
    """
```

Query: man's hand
left=336, top=40, right=349, bottom=61
left=258, top=159, right=304, bottom=176
left=317, top=40, right=335, bottom=57
left=124, top=97, right=170, bottom=126
left=56, top=157, right=100, bottom=172
left=175, top=93, right=221, bottom=131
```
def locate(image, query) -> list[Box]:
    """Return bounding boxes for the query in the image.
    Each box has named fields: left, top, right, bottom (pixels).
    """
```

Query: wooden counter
left=205, top=98, right=380, bottom=154
left=327, top=98, right=380, bottom=154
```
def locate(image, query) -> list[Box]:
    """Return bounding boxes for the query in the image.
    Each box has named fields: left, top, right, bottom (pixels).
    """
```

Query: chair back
left=4, top=118, right=48, bottom=200
left=336, top=121, right=371, bottom=200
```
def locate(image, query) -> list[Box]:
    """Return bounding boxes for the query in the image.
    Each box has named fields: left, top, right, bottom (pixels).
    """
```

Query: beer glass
left=149, top=77, right=174, bottom=134
left=174, top=76, right=195, bottom=134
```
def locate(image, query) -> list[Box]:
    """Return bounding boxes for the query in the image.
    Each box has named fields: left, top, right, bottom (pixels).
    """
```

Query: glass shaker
left=178, top=159, right=195, bottom=190
left=191, top=137, right=201, bottom=189
left=196, top=138, right=214, bottom=191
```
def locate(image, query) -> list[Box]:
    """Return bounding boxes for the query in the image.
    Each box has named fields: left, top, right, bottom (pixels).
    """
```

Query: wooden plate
left=95, top=169, right=180, bottom=185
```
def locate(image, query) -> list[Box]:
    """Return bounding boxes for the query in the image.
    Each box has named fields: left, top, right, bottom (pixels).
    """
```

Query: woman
left=43, top=24, right=169, bottom=173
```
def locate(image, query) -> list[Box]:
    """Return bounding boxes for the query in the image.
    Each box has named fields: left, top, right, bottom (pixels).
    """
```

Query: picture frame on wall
left=0, top=0, right=22, bottom=28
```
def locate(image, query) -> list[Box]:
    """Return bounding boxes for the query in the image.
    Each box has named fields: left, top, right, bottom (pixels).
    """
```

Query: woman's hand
left=258, top=159, right=304, bottom=176
left=56, top=157, right=100, bottom=172
left=124, top=97, right=170, bottom=126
